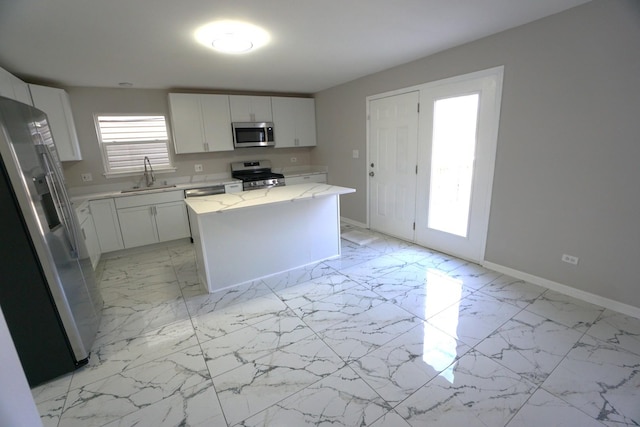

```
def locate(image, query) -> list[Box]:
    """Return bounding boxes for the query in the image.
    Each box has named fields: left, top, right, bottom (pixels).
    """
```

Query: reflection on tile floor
left=33, top=225, right=640, bottom=426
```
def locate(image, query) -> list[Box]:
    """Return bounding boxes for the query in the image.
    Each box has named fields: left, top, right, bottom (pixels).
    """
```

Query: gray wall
left=312, top=0, right=640, bottom=308
left=62, top=87, right=312, bottom=188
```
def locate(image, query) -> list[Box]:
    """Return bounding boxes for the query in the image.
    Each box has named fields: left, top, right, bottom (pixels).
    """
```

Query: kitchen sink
left=120, top=184, right=177, bottom=193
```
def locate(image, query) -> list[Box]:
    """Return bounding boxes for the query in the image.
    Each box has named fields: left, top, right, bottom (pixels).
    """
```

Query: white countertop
left=69, top=179, right=239, bottom=206
left=185, top=183, right=355, bottom=215
left=68, top=168, right=328, bottom=206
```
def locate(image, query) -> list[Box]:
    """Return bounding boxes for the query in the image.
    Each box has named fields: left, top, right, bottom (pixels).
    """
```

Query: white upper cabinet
left=229, top=95, right=273, bottom=122
left=29, top=84, right=82, bottom=161
left=0, top=66, right=32, bottom=105
left=168, top=93, right=233, bottom=154
left=271, top=97, right=317, bottom=148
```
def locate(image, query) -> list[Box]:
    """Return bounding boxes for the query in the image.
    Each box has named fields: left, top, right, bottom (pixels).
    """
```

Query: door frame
left=366, top=66, right=504, bottom=262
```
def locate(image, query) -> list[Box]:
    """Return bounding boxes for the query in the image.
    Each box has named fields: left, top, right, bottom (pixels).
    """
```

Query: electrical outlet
left=561, top=254, right=579, bottom=265
left=352, top=150, right=359, bottom=159
left=81, top=173, right=93, bottom=182
left=194, top=164, right=203, bottom=172
left=290, top=157, right=297, bottom=163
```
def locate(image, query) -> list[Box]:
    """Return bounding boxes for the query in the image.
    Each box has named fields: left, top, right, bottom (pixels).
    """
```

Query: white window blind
left=95, top=115, right=173, bottom=174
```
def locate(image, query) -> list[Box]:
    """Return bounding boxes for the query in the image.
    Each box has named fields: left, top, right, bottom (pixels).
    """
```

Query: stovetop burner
left=230, top=160, right=286, bottom=191
left=233, top=171, right=285, bottom=181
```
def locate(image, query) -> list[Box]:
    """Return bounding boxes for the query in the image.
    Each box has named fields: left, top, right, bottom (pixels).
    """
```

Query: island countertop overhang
left=185, top=183, right=356, bottom=215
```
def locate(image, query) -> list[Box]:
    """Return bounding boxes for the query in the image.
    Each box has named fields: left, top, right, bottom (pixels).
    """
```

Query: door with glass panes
left=368, top=68, right=503, bottom=262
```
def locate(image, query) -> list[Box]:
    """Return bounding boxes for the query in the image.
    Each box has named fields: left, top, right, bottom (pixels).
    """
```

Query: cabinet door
left=80, top=215, right=101, bottom=269
left=295, top=98, right=317, bottom=147
left=168, top=93, right=206, bottom=153
left=286, top=173, right=327, bottom=186
left=229, top=95, right=272, bottom=122
left=0, top=67, right=32, bottom=105
left=201, top=94, right=233, bottom=152
left=155, top=201, right=190, bottom=242
left=0, top=66, right=31, bottom=105
left=117, top=205, right=158, bottom=249
left=89, top=199, right=124, bottom=253
left=29, top=84, right=82, bottom=161
left=272, top=97, right=316, bottom=148
left=0, top=67, right=14, bottom=100
left=11, top=82, right=32, bottom=106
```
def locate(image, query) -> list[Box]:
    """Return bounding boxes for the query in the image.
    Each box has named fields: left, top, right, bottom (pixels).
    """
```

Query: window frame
left=94, top=113, right=176, bottom=178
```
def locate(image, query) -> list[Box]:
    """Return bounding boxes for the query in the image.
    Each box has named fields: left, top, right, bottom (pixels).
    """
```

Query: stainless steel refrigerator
left=0, top=96, right=102, bottom=386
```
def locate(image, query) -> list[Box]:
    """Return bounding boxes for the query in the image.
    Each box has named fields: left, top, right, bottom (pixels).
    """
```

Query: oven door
left=232, top=122, right=275, bottom=148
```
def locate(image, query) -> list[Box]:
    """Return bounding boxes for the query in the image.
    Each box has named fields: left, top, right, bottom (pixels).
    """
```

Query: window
left=95, top=114, right=174, bottom=176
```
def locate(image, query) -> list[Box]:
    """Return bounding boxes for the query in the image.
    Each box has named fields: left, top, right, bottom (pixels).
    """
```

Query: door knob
left=369, top=171, right=375, bottom=177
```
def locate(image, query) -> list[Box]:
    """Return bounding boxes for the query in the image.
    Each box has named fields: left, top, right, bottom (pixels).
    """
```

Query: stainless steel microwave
left=232, top=122, right=275, bottom=148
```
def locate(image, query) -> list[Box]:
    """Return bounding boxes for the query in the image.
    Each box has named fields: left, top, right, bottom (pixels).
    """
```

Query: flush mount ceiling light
left=195, top=20, right=270, bottom=54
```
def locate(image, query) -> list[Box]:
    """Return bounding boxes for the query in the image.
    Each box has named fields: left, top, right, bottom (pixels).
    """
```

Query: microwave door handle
left=39, top=142, right=79, bottom=258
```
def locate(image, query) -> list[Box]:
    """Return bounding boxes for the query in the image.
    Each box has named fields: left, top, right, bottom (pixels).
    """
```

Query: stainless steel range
left=231, top=160, right=285, bottom=191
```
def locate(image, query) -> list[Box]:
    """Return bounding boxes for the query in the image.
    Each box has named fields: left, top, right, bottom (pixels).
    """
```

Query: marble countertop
left=185, top=183, right=355, bottom=215
left=69, top=179, right=239, bottom=206
left=68, top=168, right=328, bottom=206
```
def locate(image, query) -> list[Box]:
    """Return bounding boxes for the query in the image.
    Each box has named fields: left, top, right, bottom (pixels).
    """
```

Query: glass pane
left=428, top=93, right=479, bottom=237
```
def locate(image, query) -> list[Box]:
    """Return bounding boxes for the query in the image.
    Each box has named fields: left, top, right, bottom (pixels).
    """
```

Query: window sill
left=103, top=167, right=177, bottom=179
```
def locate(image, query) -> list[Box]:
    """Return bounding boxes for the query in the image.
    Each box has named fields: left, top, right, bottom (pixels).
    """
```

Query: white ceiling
left=0, top=0, right=591, bottom=94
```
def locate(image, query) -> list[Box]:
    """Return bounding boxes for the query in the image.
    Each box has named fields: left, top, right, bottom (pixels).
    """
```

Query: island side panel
left=197, top=195, right=341, bottom=292
left=306, top=194, right=342, bottom=261
left=188, top=207, right=210, bottom=293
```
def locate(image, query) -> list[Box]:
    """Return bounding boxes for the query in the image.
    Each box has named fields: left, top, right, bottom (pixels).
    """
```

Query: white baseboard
left=340, top=217, right=367, bottom=229
left=483, top=261, right=640, bottom=320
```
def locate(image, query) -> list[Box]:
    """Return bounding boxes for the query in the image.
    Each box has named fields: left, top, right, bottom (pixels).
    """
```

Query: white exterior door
left=415, top=71, right=502, bottom=261
left=367, top=67, right=503, bottom=262
left=368, top=91, right=419, bottom=241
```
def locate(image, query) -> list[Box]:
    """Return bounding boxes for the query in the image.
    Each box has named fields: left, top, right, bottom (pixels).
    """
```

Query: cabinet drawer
left=75, top=204, right=91, bottom=224
left=115, top=190, right=183, bottom=209
left=225, top=183, right=242, bottom=193
left=286, top=173, right=327, bottom=186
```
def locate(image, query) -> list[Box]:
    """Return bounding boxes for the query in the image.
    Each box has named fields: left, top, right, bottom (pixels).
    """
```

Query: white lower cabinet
left=89, top=199, right=125, bottom=253
left=285, top=173, right=327, bottom=186
left=117, top=205, right=160, bottom=248
left=155, top=202, right=190, bottom=242
left=115, top=191, right=189, bottom=249
left=224, top=182, right=242, bottom=193
left=76, top=204, right=101, bottom=269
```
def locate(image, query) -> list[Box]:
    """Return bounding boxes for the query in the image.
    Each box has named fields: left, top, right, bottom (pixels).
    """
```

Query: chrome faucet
left=143, top=156, right=155, bottom=187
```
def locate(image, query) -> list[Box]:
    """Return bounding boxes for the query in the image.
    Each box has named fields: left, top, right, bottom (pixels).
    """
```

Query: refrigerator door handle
left=39, top=142, right=79, bottom=258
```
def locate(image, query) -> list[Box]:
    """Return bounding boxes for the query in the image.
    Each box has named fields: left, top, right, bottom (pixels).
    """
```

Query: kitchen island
left=185, top=183, right=356, bottom=293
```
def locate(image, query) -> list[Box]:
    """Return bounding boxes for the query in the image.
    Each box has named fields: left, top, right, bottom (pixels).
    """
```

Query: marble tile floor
left=32, top=225, right=640, bottom=426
